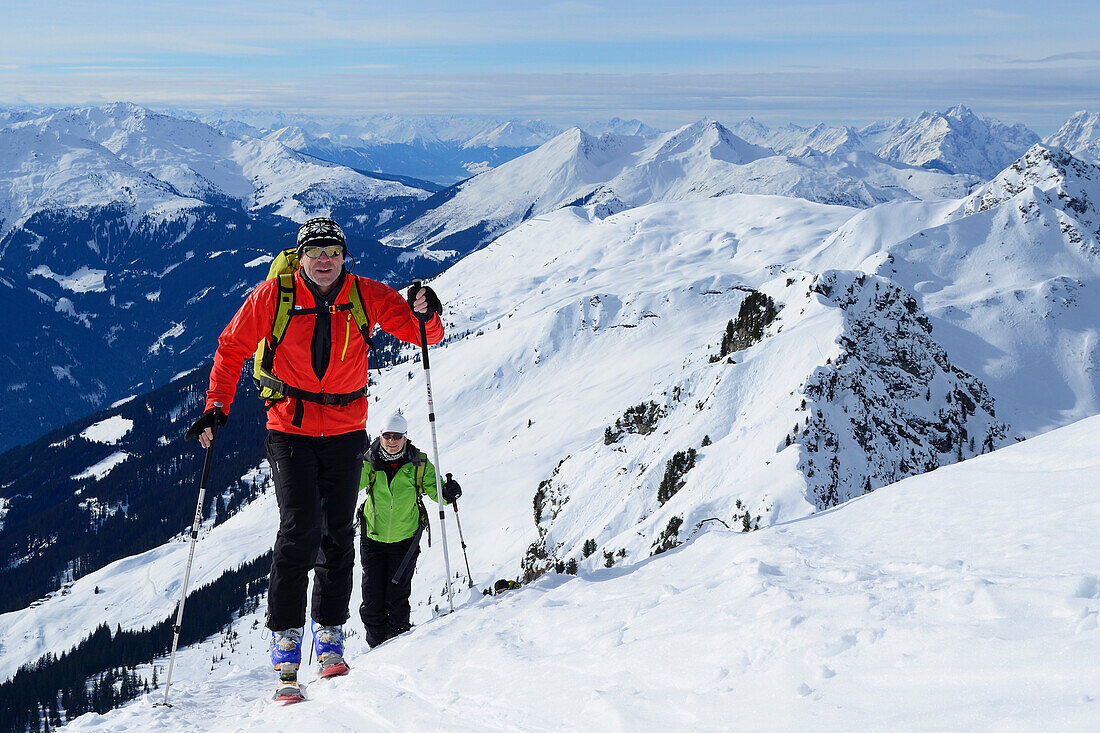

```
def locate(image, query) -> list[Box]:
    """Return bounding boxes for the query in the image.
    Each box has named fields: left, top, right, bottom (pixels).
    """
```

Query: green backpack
left=252, top=247, right=375, bottom=403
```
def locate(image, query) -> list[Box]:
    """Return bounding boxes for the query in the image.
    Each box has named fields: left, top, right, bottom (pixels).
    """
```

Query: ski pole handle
left=210, top=402, right=223, bottom=434
left=411, top=280, right=432, bottom=323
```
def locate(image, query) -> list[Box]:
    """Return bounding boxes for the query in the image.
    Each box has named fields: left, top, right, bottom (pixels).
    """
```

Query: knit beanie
left=296, top=217, right=346, bottom=256
left=379, top=411, right=408, bottom=435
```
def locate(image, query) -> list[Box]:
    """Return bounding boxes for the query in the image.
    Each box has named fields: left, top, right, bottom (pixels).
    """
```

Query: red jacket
left=205, top=271, right=443, bottom=437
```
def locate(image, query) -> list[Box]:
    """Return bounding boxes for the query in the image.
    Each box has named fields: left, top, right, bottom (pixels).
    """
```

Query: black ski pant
left=359, top=534, right=419, bottom=647
left=265, top=429, right=365, bottom=632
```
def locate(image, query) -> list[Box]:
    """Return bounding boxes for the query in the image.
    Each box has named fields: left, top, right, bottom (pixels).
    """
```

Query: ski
left=318, top=653, right=349, bottom=679
left=273, top=680, right=305, bottom=704
left=273, top=663, right=305, bottom=704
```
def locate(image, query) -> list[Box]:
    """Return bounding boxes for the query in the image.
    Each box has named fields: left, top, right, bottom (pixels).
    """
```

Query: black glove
left=185, top=407, right=227, bottom=441
left=442, top=473, right=462, bottom=503
left=407, top=284, right=442, bottom=321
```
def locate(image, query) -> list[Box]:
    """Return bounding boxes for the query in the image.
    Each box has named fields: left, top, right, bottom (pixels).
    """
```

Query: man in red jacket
left=186, top=217, right=443, bottom=684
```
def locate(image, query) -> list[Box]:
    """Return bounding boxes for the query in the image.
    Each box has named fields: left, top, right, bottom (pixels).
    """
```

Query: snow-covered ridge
left=384, top=119, right=978, bottom=259
left=0, top=102, right=432, bottom=235
left=966, top=143, right=1100, bottom=243
left=801, top=144, right=1100, bottom=435
left=730, top=106, right=1040, bottom=181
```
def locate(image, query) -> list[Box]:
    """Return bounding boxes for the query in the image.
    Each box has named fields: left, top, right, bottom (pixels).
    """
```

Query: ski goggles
left=302, top=244, right=344, bottom=258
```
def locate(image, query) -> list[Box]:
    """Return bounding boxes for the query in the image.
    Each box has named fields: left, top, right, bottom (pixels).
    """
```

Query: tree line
left=0, top=551, right=272, bottom=733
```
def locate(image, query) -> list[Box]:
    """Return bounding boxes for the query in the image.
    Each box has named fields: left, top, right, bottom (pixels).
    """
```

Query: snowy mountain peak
left=1045, top=110, right=1100, bottom=160
left=727, top=116, right=774, bottom=145
left=967, top=143, right=1100, bottom=226
left=726, top=119, right=865, bottom=158
left=876, top=105, right=1040, bottom=178
left=462, top=119, right=564, bottom=148
left=529, top=126, right=636, bottom=173
left=265, top=125, right=310, bottom=150
left=790, top=124, right=865, bottom=157
left=943, top=103, right=978, bottom=121
left=653, top=120, right=773, bottom=164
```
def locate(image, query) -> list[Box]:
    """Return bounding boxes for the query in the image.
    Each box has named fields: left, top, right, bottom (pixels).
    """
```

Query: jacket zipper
left=387, top=479, right=395, bottom=543
left=342, top=313, right=351, bottom=361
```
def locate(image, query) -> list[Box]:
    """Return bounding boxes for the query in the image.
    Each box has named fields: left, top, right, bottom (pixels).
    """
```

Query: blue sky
left=2, top=0, right=1098, bottom=132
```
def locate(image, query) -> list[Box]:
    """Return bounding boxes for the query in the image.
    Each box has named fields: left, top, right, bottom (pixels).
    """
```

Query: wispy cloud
left=1010, top=51, right=1100, bottom=64
left=3, top=66, right=1095, bottom=134
left=1, top=1, right=1097, bottom=136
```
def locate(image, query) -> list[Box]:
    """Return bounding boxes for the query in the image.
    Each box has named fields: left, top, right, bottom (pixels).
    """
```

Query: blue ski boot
left=271, top=628, right=302, bottom=675
left=271, top=628, right=304, bottom=702
left=312, top=622, right=349, bottom=678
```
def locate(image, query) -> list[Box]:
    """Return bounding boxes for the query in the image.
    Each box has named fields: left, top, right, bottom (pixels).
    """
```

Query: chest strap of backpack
left=391, top=452, right=430, bottom=585
left=255, top=273, right=375, bottom=426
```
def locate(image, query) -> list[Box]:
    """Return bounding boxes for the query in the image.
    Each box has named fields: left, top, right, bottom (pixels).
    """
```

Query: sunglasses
left=381, top=432, right=405, bottom=441
left=302, top=244, right=344, bottom=259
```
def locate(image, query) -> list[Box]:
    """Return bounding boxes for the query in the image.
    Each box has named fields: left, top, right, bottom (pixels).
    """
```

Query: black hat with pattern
left=296, top=217, right=346, bottom=256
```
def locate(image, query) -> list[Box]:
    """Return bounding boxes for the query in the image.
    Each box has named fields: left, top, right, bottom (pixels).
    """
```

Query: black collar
left=301, top=269, right=346, bottom=306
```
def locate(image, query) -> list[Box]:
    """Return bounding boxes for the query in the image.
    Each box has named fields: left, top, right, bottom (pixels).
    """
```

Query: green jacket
left=359, top=439, right=440, bottom=543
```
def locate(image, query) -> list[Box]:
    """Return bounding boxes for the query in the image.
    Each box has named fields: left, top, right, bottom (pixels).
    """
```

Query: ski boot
left=271, top=628, right=305, bottom=703
left=312, top=622, right=349, bottom=678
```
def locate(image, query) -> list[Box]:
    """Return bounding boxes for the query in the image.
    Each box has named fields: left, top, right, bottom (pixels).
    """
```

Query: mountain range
left=209, top=113, right=662, bottom=185
left=1, top=101, right=1099, bottom=728
left=380, top=119, right=982, bottom=260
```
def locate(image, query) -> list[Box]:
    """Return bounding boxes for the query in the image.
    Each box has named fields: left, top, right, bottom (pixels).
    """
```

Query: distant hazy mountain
left=1045, top=110, right=1100, bottom=161
left=383, top=120, right=978, bottom=258
left=875, top=104, right=1040, bottom=178
left=730, top=107, right=1040, bottom=180
left=727, top=118, right=866, bottom=157
left=264, top=125, right=532, bottom=186
left=260, top=116, right=660, bottom=185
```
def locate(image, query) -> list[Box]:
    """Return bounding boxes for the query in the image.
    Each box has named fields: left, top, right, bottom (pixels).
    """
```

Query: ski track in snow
left=63, top=416, right=1100, bottom=731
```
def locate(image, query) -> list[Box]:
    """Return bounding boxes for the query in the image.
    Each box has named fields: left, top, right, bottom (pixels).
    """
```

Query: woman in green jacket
left=358, top=411, right=461, bottom=647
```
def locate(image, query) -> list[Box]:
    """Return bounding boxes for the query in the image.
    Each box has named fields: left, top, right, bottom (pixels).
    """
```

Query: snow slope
left=64, top=413, right=1100, bottom=731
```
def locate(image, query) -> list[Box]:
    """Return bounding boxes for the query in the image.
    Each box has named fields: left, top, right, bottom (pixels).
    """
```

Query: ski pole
left=159, top=402, right=222, bottom=707
left=448, top=482, right=475, bottom=589
left=412, top=281, right=455, bottom=613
